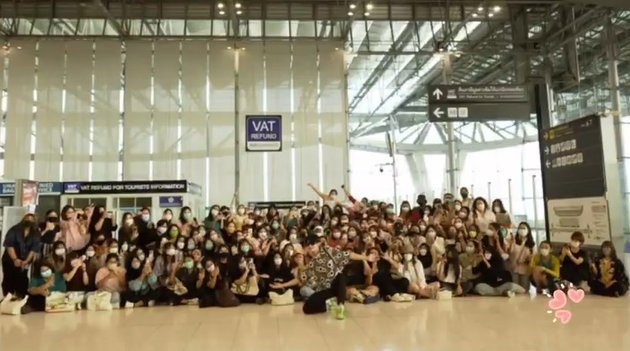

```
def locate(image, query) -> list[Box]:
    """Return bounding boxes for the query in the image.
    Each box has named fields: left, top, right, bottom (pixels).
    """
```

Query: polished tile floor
left=1, top=294, right=628, bottom=351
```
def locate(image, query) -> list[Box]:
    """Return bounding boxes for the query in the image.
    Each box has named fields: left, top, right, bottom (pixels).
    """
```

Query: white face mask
left=206, top=264, right=215, bottom=272
left=211, top=209, right=219, bottom=216
left=121, top=243, right=129, bottom=252
left=494, top=206, right=501, bottom=213
left=404, top=253, right=413, bottom=261
left=419, top=249, right=428, bottom=256
left=540, top=248, right=550, bottom=257
left=455, top=205, right=462, bottom=211
left=289, top=234, right=298, bottom=242
left=465, top=246, right=475, bottom=254
left=157, top=227, right=167, bottom=234
left=86, top=250, right=95, bottom=258
left=518, top=229, right=528, bottom=237
left=125, top=218, right=134, bottom=226
left=131, top=261, right=141, bottom=270
left=332, top=232, right=341, bottom=239
left=109, top=247, right=118, bottom=254
left=166, top=248, right=177, bottom=256
left=484, top=253, right=492, bottom=260
left=164, top=214, right=172, bottom=221
left=486, top=230, right=495, bottom=237
left=137, top=254, right=146, bottom=261
left=55, top=248, right=66, bottom=256
left=426, top=231, right=436, bottom=239
left=177, top=242, right=185, bottom=250
left=454, top=222, right=463, bottom=229
left=274, top=258, right=282, bottom=266
left=142, top=214, right=150, bottom=222
left=107, top=263, right=118, bottom=270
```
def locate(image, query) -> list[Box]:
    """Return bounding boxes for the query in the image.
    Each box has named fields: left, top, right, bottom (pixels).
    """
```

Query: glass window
left=186, top=20, right=211, bottom=36
left=266, top=20, right=290, bottom=37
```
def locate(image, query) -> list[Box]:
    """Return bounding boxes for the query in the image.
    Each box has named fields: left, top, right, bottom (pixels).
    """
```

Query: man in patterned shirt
left=301, top=235, right=376, bottom=319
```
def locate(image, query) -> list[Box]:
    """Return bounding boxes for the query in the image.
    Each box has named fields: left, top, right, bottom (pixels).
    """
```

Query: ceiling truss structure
left=0, top=1, right=628, bottom=155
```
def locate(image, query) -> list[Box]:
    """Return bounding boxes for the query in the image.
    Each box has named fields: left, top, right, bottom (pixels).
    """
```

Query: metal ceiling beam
left=92, top=0, right=126, bottom=36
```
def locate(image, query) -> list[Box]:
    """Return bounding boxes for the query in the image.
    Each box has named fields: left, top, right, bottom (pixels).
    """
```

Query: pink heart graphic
left=568, top=288, right=584, bottom=304
left=548, top=290, right=567, bottom=310
left=555, top=309, right=572, bottom=324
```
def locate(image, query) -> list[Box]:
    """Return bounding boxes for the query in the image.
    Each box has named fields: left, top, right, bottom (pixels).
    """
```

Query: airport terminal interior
left=0, top=0, right=629, bottom=350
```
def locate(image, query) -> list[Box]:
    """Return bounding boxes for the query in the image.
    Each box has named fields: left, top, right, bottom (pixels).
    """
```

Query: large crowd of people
left=1, top=185, right=628, bottom=319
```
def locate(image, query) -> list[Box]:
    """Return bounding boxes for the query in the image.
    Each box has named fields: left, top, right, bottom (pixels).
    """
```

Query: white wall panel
left=181, top=41, right=208, bottom=196
left=64, top=41, right=93, bottom=180
left=5, top=39, right=36, bottom=180
left=265, top=42, right=293, bottom=201
left=123, top=41, right=153, bottom=180
left=34, top=41, right=64, bottom=181
left=319, top=42, right=347, bottom=192
left=153, top=41, right=179, bottom=180
left=208, top=42, right=235, bottom=205
left=238, top=42, right=265, bottom=202
left=293, top=42, right=319, bottom=201
left=92, top=41, right=122, bottom=181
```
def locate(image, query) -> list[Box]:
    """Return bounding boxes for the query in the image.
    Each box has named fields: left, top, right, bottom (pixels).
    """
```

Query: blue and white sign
left=159, top=196, right=184, bottom=208
left=246, top=115, right=282, bottom=152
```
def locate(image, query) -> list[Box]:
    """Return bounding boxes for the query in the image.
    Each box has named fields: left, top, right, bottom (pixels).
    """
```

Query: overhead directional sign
left=427, top=84, right=530, bottom=122
left=540, top=114, right=605, bottom=199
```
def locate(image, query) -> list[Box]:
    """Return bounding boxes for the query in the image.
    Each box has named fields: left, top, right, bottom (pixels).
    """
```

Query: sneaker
left=400, top=293, right=415, bottom=302
left=187, top=298, right=199, bottom=306
left=325, top=297, right=338, bottom=313
left=391, top=293, right=405, bottom=302
left=506, top=291, right=515, bottom=298
left=124, top=302, right=134, bottom=309
left=335, top=304, right=346, bottom=320
left=147, top=300, right=156, bottom=307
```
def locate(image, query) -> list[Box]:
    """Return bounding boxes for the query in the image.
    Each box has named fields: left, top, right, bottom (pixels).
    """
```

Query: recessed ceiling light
left=364, top=12, right=370, bottom=16
left=488, top=12, right=494, bottom=17
left=349, top=3, right=356, bottom=9
left=217, top=2, right=224, bottom=9
left=366, top=3, right=374, bottom=10
left=235, top=2, right=242, bottom=9
left=472, top=13, right=478, bottom=18
left=219, top=10, right=225, bottom=15
left=227, top=46, right=232, bottom=50
left=17, top=46, right=21, bottom=50
left=236, top=10, right=242, bottom=15
left=348, top=11, right=354, bottom=16
left=493, top=5, right=501, bottom=12
left=477, top=6, right=484, bottom=11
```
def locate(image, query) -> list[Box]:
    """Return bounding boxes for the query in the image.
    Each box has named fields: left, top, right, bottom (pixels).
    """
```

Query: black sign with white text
left=63, top=180, right=189, bottom=195
left=540, top=115, right=606, bottom=199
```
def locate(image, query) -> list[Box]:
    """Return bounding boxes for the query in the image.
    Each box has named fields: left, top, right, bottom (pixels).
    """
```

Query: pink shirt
left=60, top=220, right=90, bottom=252
left=95, top=267, right=126, bottom=293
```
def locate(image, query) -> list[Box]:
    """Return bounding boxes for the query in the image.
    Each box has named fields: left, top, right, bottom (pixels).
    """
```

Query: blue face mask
left=41, top=269, right=52, bottom=278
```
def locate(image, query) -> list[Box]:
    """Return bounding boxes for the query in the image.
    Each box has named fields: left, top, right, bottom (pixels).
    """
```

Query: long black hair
left=515, top=222, right=535, bottom=249
left=443, top=245, right=461, bottom=283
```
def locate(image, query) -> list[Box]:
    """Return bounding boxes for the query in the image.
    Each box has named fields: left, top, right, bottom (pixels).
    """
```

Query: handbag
left=46, top=292, right=75, bottom=313
left=231, top=275, right=260, bottom=296
left=167, top=277, right=189, bottom=296
left=0, top=294, right=29, bottom=315
left=86, top=291, right=113, bottom=311
left=215, top=282, right=240, bottom=307
left=269, top=289, right=294, bottom=306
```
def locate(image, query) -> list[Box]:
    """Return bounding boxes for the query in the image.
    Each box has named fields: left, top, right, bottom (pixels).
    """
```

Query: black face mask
left=22, top=219, right=35, bottom=228
left=47, top=217, right=59, bottom=223
left=96, top=239, right=105, bottom=246
left=461, top=191, right=469, bottom=198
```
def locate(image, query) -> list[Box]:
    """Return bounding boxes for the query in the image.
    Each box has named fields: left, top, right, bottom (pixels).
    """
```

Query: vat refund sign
left=246, top=115, right=282, bottom=152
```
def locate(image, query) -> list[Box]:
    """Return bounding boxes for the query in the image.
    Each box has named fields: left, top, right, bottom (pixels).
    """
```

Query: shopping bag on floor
left=87, top=291, right=113, bottom=311
left=269, top=289, right=294, bottom=306
left=1, top=294, right=29, bottom=315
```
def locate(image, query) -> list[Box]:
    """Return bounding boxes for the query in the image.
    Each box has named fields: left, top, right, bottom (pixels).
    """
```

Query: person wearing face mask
left=39, top=210, right=61, bottom=258
left=63, top=251, right=89, bottom=293
left=178, top=206, right=198, bottom=237
left=458, top=241, right=481, bottom=293
left=47, top=240, right=68, bottom=274
left=466, top=224, right=480, bottom=241
left=589, top=241, right=629, bottom=297
left=307, top=183, right=340, bottom=209
left=230, top=253, right=267, bottom=304
left=232, top=205, right=249, bottom=231
left=530, top=241, right=560, bottom=293
left=509, top=222, right=535, bottom=290
left=164, top=224, right=182, bottom=243
left=266, top=253, right=294, bottom=296
left=436, top=245, right=464, bottom=296
left=171, top=255, right=200, bottom=305
left=327, top=229, right=343, bottom=248
left=491, top=199, right=513, bottom=229
left=94, top=254, right=126, bottom=308
left=83, top=245, right=101, bottom=291
left=398, top=201, right=412, bottom=224
left=136, top=207, right=157, bottom=249
left=152, top=242, right=182, bottom=303
left=26, top=261, right=66, bottom=312
left=559, top=231, right=591, bottom=290
left=197, top=258, right=224, bottom=308
left=471, top=197, right=496, bottom=234
left=122, top=249, right=160, bottom=308
left=472, top=248, right=525, bottom=297
left=400, top=245, right=440, bottom=299
left=59, top=205, right=90, bottom=253
left=481, top=223, right=509, bottom=260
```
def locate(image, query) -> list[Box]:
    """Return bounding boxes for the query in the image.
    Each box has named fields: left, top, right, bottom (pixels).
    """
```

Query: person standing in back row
left=2, top=214, right=41, bottom=299
left=297, top=235, right=376, bottom=319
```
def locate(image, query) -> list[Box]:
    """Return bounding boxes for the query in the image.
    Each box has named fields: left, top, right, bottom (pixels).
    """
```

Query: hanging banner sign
left=63, top=180, right=188, bottom=195
left=0, top=182, right=63, bottom=196
left=159, top=196, right=184, bottom=208
left=246, top=115, right=282, bottom=152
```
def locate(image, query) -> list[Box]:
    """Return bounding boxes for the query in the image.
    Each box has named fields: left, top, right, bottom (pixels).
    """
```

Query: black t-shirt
left=64, top=265, right=88, bottom=292
left=560, top=249, right=590, bottom=283
left=267, top=265, right=293, bottom=284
